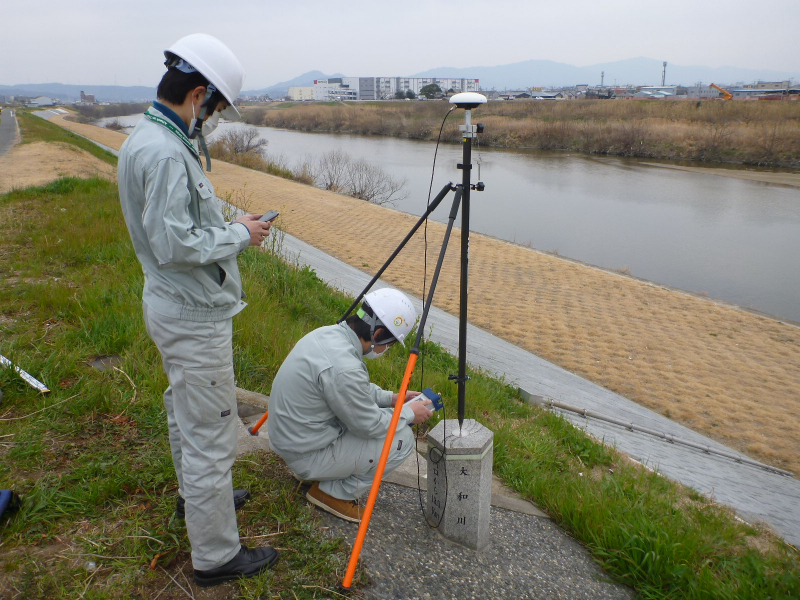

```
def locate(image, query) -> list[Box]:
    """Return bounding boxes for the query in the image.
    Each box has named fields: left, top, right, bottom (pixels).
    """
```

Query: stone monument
left=427, top=418, right=493, bottom=550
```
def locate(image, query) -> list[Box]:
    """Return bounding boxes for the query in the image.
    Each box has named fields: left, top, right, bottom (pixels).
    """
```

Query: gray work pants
left=286, top=425, right=415, bottom=501
left=143, top=302, right=240, bottom=570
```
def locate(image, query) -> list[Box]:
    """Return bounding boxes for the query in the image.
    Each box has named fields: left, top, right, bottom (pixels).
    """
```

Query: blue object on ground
left=0, top=490, right=21, bottom=520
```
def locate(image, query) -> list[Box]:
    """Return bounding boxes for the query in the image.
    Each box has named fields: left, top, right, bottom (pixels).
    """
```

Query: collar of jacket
left=152, top=101, right=190, bottom=137
left=144, top=106, right=199, bottom=160
left=338, top=321, right=366, bottom=359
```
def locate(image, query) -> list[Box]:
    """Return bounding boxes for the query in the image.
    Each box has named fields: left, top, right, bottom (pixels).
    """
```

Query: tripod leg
left=412, top=187, right=463, bottom=351
left=341, top=187, right=463, bottom=590
left=338, top=182, right=455, bottom=323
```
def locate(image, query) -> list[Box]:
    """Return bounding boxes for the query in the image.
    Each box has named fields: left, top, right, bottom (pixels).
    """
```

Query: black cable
left=415, top=105, right=456, bottom=527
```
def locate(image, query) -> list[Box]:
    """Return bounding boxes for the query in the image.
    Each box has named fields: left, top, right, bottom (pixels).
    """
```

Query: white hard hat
left=361, top=289, right=417, bottom=344
left=165, top=33, right=245, bottom=121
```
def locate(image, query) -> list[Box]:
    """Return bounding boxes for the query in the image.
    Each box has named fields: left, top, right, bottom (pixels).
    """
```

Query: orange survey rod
left=342, top=351, right=418, bottom=589
left=247, top=410, right=268, bottom=436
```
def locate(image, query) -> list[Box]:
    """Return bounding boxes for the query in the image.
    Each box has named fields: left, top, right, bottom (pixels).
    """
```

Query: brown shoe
left=305, top=482, right=363, bottom=523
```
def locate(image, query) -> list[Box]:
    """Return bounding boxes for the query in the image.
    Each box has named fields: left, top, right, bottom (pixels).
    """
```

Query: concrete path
left=277, top=232, right=800, bottom=549
left=0, top=108, right=18, bottom=157
left=234, top=390, right=633, bottom=600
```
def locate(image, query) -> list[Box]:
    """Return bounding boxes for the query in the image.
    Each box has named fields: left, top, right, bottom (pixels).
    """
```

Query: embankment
left=39, top=114, right=800, bottom=477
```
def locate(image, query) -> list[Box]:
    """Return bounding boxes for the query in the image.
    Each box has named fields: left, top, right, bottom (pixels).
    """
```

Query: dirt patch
left=0, top=141, right=116, bottom=193
left=15, top=117, right=800, bottom=478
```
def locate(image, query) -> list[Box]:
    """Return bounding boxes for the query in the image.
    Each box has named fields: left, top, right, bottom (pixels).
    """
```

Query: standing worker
left=118, top=33, right=277, bottom=587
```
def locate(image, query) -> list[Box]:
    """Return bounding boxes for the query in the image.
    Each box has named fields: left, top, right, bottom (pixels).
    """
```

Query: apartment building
left=309, top=77, right=480, bottom=101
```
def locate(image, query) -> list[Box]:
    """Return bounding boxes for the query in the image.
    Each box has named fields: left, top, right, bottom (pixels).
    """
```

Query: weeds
left=1, top=176, right=798, bottom=598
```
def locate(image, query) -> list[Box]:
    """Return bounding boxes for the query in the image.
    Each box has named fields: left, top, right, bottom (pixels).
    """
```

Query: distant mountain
left=0, top=83, right=155, bottom=103
left=412, top=57, right=800, bottom=89
left=4, top=58, right=797, bottom=105
left=242, top=71, right=345, bottom=98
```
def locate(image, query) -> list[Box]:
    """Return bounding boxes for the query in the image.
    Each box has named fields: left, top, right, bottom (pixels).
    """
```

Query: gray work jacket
left=118, top=106, right=251, bottom=321
left=267, top=323, right=414, bottom=457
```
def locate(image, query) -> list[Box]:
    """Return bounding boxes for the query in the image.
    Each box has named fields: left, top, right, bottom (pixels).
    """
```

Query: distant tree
left=209, top=127, right=267, bottom=156
left=394, top=90, right=406, bottom=99
left=405, top=89, right=416, bottom=99
left=420, top=84, right=443, bottom=99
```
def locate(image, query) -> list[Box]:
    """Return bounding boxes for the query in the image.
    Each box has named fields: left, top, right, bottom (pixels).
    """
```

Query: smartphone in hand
left=259, top=210, right=279, bottom=222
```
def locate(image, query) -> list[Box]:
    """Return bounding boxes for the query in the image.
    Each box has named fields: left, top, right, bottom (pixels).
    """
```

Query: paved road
left=0, top=107, right=18, bottom=157
left=277, top=232, right=800, bottom=549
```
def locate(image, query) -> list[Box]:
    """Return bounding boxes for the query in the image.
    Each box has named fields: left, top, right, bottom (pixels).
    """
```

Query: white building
left=30, top=96, right=55, bottom=107
left=685, top=85, right=718, bottom=99
left=310, top=76, right=480, bottom=101
left=357, top=77, right=480, bottom=100
left=312, top=78, right=359, bottom=101
left=288, top=86, right=315, bottom=101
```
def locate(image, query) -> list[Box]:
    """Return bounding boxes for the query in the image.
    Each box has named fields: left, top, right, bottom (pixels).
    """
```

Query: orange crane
left=710, top=83, right=733, bottom=101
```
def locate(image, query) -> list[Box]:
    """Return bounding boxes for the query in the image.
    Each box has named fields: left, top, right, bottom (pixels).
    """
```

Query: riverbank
left=244, top=99, right=800, bottom=169
left=34, top=113, right=800, bottom=480
left=6, top=172, right=798, bottom=599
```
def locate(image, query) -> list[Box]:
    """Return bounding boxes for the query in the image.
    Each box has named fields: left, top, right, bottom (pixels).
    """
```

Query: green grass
left=17, top=110, right=118, bottom=166
left=1, top=175, right=799, bottom=599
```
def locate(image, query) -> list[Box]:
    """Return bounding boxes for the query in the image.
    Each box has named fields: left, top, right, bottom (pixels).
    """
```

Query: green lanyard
left=144, top=109, right=201, bottom=164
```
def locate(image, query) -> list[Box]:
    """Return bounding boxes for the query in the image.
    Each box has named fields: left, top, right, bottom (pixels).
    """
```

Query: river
left=103, top=114, right=800, bottom=323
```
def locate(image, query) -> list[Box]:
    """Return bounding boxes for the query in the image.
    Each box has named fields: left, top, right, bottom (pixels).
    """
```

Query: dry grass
left=41, top=113, right=800, bottom=477
left=245, top=100, right=800, bottom=168
left=0, top=141, right=116, bottom=194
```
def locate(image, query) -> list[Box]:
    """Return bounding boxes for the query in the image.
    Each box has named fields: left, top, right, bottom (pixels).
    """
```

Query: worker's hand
left=407, top=399, right=433, bottom=425
left=234, top=214, right=271, bottom=246
left=395, top=390, right=420, bottom=404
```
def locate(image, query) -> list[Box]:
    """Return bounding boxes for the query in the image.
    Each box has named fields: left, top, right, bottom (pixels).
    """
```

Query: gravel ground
left=321, top=483, right=635, bottom=600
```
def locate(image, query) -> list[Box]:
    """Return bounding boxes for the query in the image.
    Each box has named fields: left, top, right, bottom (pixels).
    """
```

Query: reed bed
left=245, top=100, right=800, bottom=168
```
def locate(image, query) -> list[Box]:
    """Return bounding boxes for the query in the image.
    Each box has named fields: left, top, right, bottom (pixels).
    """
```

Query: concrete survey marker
left=428, top=419, right=494, bottom=550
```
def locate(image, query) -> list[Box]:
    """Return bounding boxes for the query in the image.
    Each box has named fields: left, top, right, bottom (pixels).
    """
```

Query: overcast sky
left=3, top=0, right=799, bottom=89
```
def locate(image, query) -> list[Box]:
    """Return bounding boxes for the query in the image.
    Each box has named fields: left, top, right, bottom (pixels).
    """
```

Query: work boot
left=193, top=544, right=278, bottom=587
left=306, top=482, right=363, bottom=523
left=176, top=489, right=251, bottom=519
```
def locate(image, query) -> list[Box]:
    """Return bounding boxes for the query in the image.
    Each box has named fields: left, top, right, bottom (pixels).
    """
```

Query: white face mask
left=363, top=346, right=388, bottom=360
left=363, top=337, right=396, bottom=360
left=202, top=111, right=221, bottom=137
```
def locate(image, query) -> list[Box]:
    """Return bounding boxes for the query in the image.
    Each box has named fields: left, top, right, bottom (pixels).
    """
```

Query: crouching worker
left=267, top=289, right=434, bottom=522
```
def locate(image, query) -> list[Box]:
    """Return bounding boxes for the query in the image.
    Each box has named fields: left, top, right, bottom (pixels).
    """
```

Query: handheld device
left=259, top=210, right=279, bottom=222
left=407, top=388, right=442, bottom=427
left=418, top=388, right=443, bottom=411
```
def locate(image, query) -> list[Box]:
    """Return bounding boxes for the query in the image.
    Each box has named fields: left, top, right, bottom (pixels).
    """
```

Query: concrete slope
left=278, top=232, right=800, bottom=549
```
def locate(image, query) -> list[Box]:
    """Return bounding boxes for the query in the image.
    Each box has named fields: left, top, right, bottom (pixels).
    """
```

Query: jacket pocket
left=184, top=365, right=236, bottom=425
left=194, top=180, right=218, bottom=228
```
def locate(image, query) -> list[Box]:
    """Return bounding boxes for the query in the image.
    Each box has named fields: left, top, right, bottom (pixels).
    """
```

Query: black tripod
left=338, top=93, right=486, bottom=432
left=340, top=92, right=487, bottom=589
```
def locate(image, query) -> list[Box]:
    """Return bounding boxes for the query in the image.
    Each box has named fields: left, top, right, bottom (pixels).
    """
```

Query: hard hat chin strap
left=356, top=307, right=396, bottom=346
left=187, top=83, right=217, bottom=171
